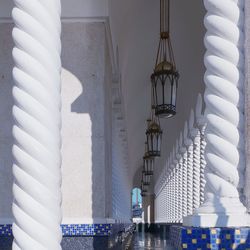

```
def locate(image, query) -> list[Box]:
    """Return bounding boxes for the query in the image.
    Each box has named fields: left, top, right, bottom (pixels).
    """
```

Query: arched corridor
left=0, top=0, right=250, bottom=249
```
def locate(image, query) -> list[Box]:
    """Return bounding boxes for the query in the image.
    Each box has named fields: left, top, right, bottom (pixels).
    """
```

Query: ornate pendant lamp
left=143, top=142, right=155, bottom=175
left=151, top=0, right=179, bottom=118
left=141, top=181, right=148, bottom=194
left=146, top=109, right=162, bottom=157
left=142, top=171, right=151, bottom=186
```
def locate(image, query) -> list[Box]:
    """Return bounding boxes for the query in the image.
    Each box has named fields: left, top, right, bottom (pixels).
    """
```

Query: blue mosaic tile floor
left=170, top=226, right=250, bottom=250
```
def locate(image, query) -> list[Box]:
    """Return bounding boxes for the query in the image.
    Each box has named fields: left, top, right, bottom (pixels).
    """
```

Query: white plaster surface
left=61, top=22, right=109, bottom=220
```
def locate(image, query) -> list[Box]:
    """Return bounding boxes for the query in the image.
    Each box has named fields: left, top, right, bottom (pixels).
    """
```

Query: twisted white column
left=179, top=132, right=188, bottom=218
left=12, top=0, right=62, bottom=249
left=172, top=148, right=180, bottom=223
left=184, top=0, right=248, bottom=227
left=176, top=140, right=183, bottom=222
left=196, top=94, right=206, bottom=205
left=166, top=158, right=172, bottom=223
left=166, top=159, right=171, bottom=223
left=170, top=151, right=176, bottom=222
left=184, top=122, right=194, bottom=216
left=173, top=148, right=180, bottom=223
left=170, top=171, right=174, bottom=223
left=189, top=110, right=201, bottom=210
left=174, top=167, right=179, bottom=223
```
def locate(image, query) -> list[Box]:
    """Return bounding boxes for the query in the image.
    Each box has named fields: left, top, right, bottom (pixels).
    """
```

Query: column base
left=183, top=213, right=250, bottom=227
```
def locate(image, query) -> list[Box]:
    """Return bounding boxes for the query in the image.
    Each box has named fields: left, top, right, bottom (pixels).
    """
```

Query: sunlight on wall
left=61, top=68, right=93, bottom=220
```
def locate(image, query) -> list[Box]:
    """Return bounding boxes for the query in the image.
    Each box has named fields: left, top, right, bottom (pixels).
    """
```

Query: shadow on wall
left=61, top=22, right=111, bottom=241
left=0, top=23, right=14, bottom=222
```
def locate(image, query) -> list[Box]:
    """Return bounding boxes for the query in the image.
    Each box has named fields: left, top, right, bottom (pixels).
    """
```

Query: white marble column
left=179, top=132, right=188, bottom=218
left=172, top=167, right=177, bottom=223
left=189, top=110, right=201, bottom=210
left=176, top=140, right=183, bottom=222
left=12, top=0, right=62, bottom=249
left=195, top=94, right=206, bottom=205
left=184, top=122, right=194, bottom=216
left=184, top=0, right=248, bottom=227
left=171, top=151, right=177, bottom=222
left=166, top=161, right=170, bottom=223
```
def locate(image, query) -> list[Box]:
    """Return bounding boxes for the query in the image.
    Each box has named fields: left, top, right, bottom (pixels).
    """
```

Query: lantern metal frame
left=143, top=143, right=155, bottom=175
left=151, top=0, right=179, bottom=118
left=146, top=114, right=162, bottom=157
left=141, top=182, right=148, bottom=193
left=142, top=171, right=151, bottom=186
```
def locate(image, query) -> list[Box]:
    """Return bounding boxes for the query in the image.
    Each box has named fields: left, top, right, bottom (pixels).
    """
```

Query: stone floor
left=128, top=232, right=174, bottom=250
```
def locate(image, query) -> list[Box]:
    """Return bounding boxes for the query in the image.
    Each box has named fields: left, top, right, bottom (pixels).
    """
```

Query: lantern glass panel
left=144, top=156, right=154, bottom=175
left=157, top=133, right=162, bottom=153
left=146, top=125, right=162, bottom=157
left=152, top=70, right=178, bottom=118
left=142, top=172, right=150, bottom=185
left=141, top=183, right=147, bottom=193
left=152, top=133, right=158, bottom=154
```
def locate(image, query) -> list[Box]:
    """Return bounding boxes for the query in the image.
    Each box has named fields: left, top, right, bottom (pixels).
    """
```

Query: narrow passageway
left=129, top=232, right=174, bottom=250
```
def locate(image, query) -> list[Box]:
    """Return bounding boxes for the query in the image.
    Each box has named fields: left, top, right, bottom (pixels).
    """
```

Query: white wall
left=61, top=22, right=111, bottom=222
left=0, top=0, right=108, bottom=19
left=0, top=21, right=113, bottom=223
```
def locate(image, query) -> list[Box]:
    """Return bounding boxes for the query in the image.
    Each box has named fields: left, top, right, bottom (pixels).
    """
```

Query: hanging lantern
left=143, top=142, right=154, bottom=175
left=146, top=117, right=162, bottom=157
left=142, top=171, right=151, bottom=186
left=141, top=182, right=148, bottom=193
left=151, top=0, right=179, bottom=118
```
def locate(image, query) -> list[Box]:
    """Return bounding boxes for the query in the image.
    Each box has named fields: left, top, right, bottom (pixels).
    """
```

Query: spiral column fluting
left=176, top=140, right=183, bottom=222
left=11, top=0, right=62, bottom=249
left=189, top=110, right=201, bottom=210
left=186, top=0, right=248, bottom=227
left=184, top=122, right=194, bottom=216
left=171, top=172, right=175, bottom=223
left=167, top=158, right=173, bottom=223
left=173, top=149, right=179, bottom=223
left=170, top=152, right=176, bottom=222
left=172, top=168, right=177, bottom=222
left=195, top=94, right=206, bottom=205
left=200, top=125, right=206, bottom=205
left=179, top=132, right=188, bottom=218
left=166, top=161, right=171, bottom=223
left=168, top=171, right=173, bottom=223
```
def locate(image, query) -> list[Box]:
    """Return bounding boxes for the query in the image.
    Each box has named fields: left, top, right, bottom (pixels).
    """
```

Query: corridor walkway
left=129, top=232, right=174, bottom=250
